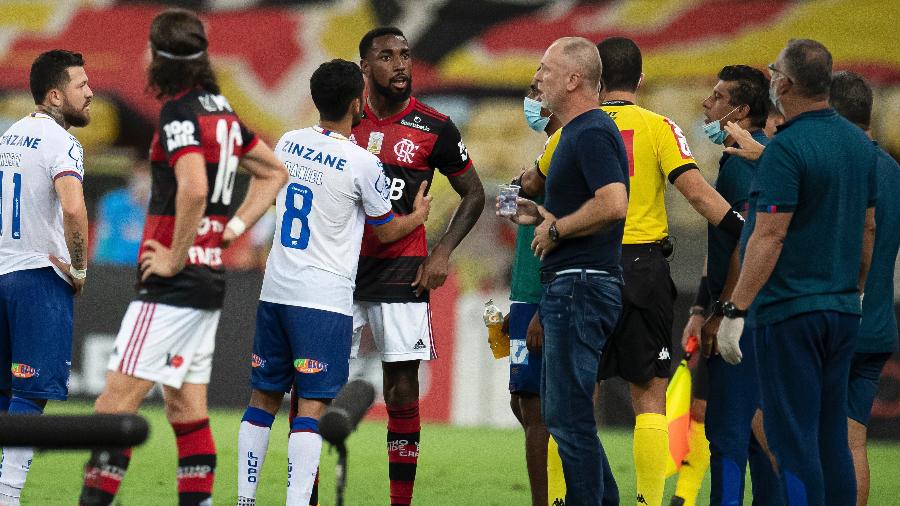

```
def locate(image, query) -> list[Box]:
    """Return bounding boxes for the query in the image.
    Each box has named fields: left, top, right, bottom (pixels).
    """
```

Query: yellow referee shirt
left=537, top=128, right=562, bottom=175
left=600, top=101, right=697, bottom=244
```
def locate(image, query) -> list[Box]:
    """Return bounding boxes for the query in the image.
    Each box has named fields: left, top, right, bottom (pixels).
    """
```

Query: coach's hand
left=531, top=207, right=558, bottom=260
left=526, top=311, right=543, bottom=350
left=701, top=315, right=722, bottom=358
left=717, top=316, right=745, bottom=365
left=49, top=255, right=85, bottom=296
left=412, top=244, right=450, bottom=297
left=498, top=197, right=543, bottom=226
left=682, top=312, right=704, bottom=352
left=140, top=239, right=184, bottom=281
left=723, top=122, right=765, bottom=161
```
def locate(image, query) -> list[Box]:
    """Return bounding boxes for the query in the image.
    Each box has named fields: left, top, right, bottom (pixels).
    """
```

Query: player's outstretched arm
left=373, top=181, right=432, bottom=244
left=140, top=152, right=207, bottom=281
left=223, top=141, right=289, bottom=246
left=53, top=175, right=88, bottom=295
left=673, top=169, right=744, bottom=240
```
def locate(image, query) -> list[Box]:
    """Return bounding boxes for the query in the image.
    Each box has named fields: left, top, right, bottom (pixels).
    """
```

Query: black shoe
left=669, top=496, right=686, bottom=506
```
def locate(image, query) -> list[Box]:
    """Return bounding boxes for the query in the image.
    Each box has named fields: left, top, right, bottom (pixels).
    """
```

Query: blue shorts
left=0, top=267, right=73, bottom=400
left=847, top=351, right=891, bottom=426
left=250, top=301, right=351, bottom=399
left=509, top=302, right=542, bottom=395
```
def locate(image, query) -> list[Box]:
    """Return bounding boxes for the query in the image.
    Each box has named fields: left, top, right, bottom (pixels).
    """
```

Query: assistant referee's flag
left=665, top=335, right=699, bottom=477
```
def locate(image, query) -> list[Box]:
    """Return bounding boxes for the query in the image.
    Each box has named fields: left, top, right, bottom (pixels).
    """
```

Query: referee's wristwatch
left=721, top=301, right=747, bottom=319
left=548, top=221, right=560, bottom=242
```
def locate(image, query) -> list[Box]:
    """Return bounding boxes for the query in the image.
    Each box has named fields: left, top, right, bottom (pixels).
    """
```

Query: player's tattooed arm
left=52, top=175, right=89, bottom=294
left=70, top=230, right=86, bottom=269
left=412, top=168, right=484, bottom=296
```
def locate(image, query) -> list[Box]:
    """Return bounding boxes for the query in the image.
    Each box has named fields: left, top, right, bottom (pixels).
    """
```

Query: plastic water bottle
left=483, top=299, right=509, bottom=359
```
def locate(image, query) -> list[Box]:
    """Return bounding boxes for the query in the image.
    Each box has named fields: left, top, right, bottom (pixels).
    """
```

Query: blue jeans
left=707, top=328, right=782, bottom=506
left=756, top=311, right=858, bottom=506
left=539, top=270, right=622, bottom=506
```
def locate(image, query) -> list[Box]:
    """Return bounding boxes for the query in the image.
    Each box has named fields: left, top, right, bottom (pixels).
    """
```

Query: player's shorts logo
left=294, top=358, right=328, bottom=374
left=251, top=354, right=266, bottom=368
left=165, top=354, right=185, bottom=368
left=11, top=363, right=38, bottom=379
left=393, top=138, right=419, bottom=164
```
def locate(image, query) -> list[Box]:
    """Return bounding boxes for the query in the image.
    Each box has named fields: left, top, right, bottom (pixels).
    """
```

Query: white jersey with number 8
left=0, top=112, right=84, bottom=279
left=260, top=126, right=393, bottom=316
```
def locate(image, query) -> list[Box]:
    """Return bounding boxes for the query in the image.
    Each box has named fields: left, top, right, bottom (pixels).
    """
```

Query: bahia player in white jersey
left=236, top=59, right=430, bottom=506
left=0, top=50, right=91, bottom=505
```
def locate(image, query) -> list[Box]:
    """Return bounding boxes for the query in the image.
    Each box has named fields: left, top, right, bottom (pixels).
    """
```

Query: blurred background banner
left=2, top=0, right=899, bottom=434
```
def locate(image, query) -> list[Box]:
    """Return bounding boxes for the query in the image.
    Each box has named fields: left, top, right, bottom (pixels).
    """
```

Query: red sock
left=171, top=418, right=216, bottom=506
left=79, top=448, right=132, bottom=505
left=387, top=402, right=420, bottom=506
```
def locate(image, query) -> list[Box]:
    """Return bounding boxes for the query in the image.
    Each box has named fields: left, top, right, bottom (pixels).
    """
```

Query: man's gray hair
left=555, top=37, right=603, bottom=92
left=782, top=38, right=833, bottom=99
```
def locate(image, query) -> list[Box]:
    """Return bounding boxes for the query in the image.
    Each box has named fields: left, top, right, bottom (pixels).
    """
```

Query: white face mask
left=769, top=77, right=784, bottom=115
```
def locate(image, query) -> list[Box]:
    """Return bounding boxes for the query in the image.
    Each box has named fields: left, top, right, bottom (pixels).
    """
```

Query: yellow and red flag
left=665, top=335, right=699, bottom=477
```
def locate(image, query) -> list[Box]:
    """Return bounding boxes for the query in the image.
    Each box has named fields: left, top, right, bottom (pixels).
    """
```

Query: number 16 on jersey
left=280, top=183, right=314, bottom=250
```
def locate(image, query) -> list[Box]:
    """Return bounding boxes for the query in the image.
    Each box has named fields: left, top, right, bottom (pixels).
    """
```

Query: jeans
left=539, top=270, right=622, bottom=506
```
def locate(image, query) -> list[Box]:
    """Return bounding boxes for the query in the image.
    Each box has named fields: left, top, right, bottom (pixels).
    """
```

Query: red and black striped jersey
left=138, top=88, right=258, bottom=309
left=351, top=97, right=472, bottom=302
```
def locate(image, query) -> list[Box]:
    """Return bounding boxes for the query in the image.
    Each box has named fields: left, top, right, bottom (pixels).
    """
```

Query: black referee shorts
left=598, top=243, right=676, bottom=385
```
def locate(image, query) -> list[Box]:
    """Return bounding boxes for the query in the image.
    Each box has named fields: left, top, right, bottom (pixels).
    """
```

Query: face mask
left=769, top=80, right=783, bottom=114
left=524, top=97, right=550, bottom=132
left=702, top=106, right=739, bottom=145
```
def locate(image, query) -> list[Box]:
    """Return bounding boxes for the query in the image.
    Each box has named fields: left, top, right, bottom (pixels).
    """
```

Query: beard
left=62, top=100, right=90, bottom=128
left=370, top=75, right=413, bottom=104
left=351, top=109, right=363, bottom=127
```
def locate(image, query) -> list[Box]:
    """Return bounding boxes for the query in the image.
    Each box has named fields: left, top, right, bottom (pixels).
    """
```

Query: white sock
left=237, top=418, right=273, bottom=502
left=286, top=430, right=322, bottom=505
left=0, top=446, right=33, bottom=500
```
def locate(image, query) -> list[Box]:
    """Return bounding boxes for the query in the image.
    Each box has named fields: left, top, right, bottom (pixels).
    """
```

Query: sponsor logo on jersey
left=294, top=358, right=328, bottom=374
left=165, top=353, right=184, bottom=368
left=163, top=120, right=199, bottom=152
left=400, top=117, right=431, bottom=132
left=393, top=138, right=419, bottom=164
left=251, top=354, right=266, bottom=368
left=68, top=140, right=84, bottom=170
left=458, top=140, right=469, bottom=161
left=367, top=131, right=384, bottom=154
left=658, top=347, right=670, bottom=360
left=11, top=363, right=38, bottom=378
left=198, top=93, right=234, bottom=113
left=664, top=117, right=693, bottom=159
left=413, top=339, right=427, bottom=350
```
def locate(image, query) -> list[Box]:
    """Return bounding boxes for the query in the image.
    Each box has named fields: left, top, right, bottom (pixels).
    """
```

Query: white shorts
left=351, top=301, right=435, bottom=362
left=107, top=301, right=220, bottom=388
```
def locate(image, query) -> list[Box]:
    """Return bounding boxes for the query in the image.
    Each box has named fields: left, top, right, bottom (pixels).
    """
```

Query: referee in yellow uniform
left=594, top=37, right=744, bottom=506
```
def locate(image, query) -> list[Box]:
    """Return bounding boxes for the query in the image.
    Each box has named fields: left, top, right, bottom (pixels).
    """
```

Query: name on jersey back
left=281, top=139, right=349, bottom=187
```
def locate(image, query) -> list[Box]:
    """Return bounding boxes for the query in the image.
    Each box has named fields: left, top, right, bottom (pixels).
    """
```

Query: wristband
left=693, top=276, right=710, bottom=309
left=226, top=216, right=247, bottom=237
left=717, top=209, right=744, bottom=240
left=69, top=265, right=87, bottom=280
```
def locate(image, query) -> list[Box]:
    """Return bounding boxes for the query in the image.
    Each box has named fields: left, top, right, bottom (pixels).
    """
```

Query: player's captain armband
left=366, top=211, right=395, bottom=226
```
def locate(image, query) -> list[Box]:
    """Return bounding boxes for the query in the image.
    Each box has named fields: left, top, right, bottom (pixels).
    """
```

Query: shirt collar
left=776, top=107, right=836, bottom=133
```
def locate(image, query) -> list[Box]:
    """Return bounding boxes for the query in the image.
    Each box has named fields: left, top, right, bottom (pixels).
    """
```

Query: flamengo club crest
left=394, top=138, right=419, bottom=164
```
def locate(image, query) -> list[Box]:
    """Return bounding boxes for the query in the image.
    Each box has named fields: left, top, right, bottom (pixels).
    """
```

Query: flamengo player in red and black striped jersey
left=352, top=27, right=485, bottom=506
left=79, top=10, right=287, bottom=506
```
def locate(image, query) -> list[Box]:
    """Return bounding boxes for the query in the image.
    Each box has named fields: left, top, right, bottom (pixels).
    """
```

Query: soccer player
left=351, top=27, right=485, bottom=506
left=593, top=37, right=744, bottom=506
left=717, top=39, right=877, bottom=506
left=677, top=65, right=781, bottom=506
left=79, top=9, right=287, bottom=506
left=235, top=58, right=431, bottom=506
left=502, top=79, right=561, bottom=506
left=0, top=49, right=91, bottom=505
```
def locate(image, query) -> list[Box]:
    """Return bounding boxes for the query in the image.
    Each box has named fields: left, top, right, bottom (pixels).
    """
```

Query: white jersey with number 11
left=260, top=126, right=393, bottom=316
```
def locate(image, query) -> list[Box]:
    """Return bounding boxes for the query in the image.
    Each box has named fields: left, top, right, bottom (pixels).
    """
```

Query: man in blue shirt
left=678, top=65, right=781, bottom=506
left=829, top=70, right=900, bottom=506
left=503, top=36, right=629, bottom=505
left=717, top=39, right=877, bottom=506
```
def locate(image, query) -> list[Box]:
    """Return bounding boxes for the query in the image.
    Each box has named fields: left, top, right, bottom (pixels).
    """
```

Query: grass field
left=17, top=402, right=900, bottom=505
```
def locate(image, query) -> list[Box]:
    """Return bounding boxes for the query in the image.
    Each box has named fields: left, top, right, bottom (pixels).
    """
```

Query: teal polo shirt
left=510, top=196, right=544, bottom=305
left=740, top=108, right=877, bottom=326
left=857, top=141, right=900, bottom=353
left=707, top=130, right=768, bottom=301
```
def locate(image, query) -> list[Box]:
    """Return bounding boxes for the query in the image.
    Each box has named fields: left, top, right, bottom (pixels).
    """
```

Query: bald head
left=551, top=37, right=603, bottom=92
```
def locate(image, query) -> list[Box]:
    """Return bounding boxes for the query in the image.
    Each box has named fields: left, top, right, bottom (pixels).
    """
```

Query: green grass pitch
left=18, top=402, right=900, bottom=504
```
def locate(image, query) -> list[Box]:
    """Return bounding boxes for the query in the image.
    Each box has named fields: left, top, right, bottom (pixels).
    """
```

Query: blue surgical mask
left=702, top=106, right=739, bottom=145
left=524, top=97, right=551, bottom=132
